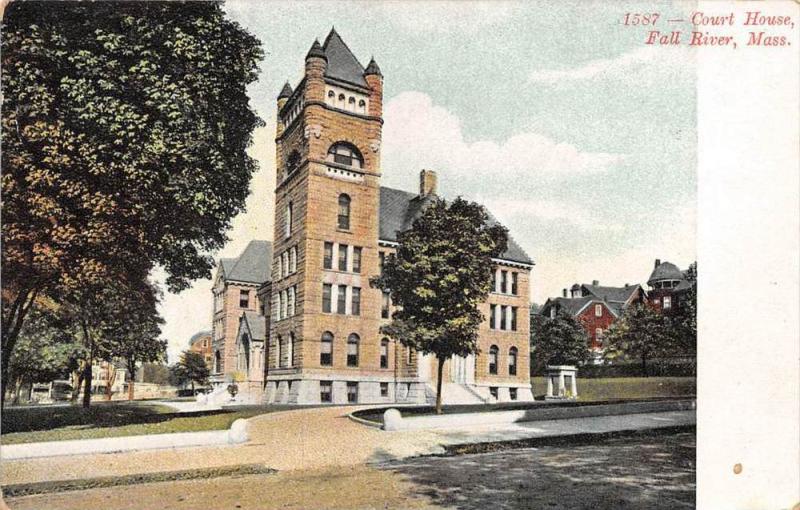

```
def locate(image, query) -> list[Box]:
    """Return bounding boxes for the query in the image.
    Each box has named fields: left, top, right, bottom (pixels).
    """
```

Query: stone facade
left=250, top=30, right=535, bottom=406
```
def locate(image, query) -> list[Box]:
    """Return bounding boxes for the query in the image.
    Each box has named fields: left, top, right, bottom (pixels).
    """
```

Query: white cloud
left=528, top=46, right=695, bottom=86
left=379, top=1, right=517, bottom=34
left=478, top=198, right=624, bottom=233
left=382, top=91, right=624, bottom=183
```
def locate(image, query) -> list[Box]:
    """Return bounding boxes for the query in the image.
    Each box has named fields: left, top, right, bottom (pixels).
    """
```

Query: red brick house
left=647, top=259, right=694, bottom=314
left=540, top=281, right=645, bottom=352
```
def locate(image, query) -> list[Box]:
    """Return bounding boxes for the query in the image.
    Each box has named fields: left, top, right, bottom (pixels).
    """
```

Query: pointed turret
left=277, top=81, right=293, bottom=99
left=364, top=57, right=382, bottom=77
left=306, top=39, right=327, bottom=61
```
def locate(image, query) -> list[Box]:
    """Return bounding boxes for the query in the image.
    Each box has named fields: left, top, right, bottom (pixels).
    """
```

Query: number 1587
left=623, top=13, right=660, bottom=26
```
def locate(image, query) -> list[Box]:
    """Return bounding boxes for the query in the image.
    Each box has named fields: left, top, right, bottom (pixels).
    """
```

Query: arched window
left=489, top=345, right=499, bottom=375
left=337, top=194, right=351, bottom=230
left=358, top=99, right=366, bottom=114
left=326, top=90, right=335, bottom=106
left=327, top=142, right=363, bottom=169
left=239, top=334, right=251, bottom=372
left=348, top=96, right=356, bottom=112
left=214, top=351, right=222, bottom=373
left=508, top=347, right=518, bottom=376
left=337, top=93, right=346, bottom=109
left=380, top=339, right=390, bottom=369
left=320, top=332, right=333, bottom=366
left=347, top=333, right=359, bottom=367
left=285, top=202, right=293, bottom=238
left=286, top=151, right=300, bottom=176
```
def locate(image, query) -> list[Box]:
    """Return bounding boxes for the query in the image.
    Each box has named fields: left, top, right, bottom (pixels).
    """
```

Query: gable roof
left=581, top=284, right=642, bottom=314
left=541, top=296, right=618, bottom=318
left=219, top=240, right=272, bottom=285
left=322, top=28, right=368, bottom=88
left=378, top=186, right=534, bottom=266
left=648, top=261, right=685, bottom=285
left=239, top=310, right=267, bottom=341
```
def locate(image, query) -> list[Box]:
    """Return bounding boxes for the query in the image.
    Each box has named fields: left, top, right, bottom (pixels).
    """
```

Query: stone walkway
left=1, top=406, right=695, bottom=487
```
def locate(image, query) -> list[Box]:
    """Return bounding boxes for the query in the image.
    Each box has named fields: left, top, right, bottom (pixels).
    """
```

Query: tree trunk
left=641, top=354, right=648, bottom=377
left=127, top=363, right=136, bottom=401
left=105, top=364, right=117, bottom=401
left=13, top=376, right=23, bottom=405
left=190, top=380, right=195, bottom=395
left=82, top=358, right=93, bottom=408
left=435, top=356, right=445, bottom=415
left=1, top=286, right=40, bottom=409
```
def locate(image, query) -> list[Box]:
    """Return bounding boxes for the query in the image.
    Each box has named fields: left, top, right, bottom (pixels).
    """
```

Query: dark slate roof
left=648, top=261, right=685, bottom=285
left=378, top=186, right=534, bottom=265
left=541, top=296, right=593, bottom=316
left=240, top=311, right=267, bottom=341
left=306, top=39, right=326, bottom=61
left=582, top=284, right=641, bottom=314
left=189, top=330, right=211, bottom=344
left=322, top=29, right=368, bottom=88
left=220, top=240, right=272, bottom=284
left=364, top=57, right=382, bottom=76
left=278, top=82, right=293, bottom=99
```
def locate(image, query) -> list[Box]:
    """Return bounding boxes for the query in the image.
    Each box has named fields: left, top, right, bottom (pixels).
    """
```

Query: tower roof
left=321, top=28, right=368, bottom=88
left=277, top=81, right=293, bottom=99
left=647, top=260, right=685, bottom=285
left=306, top=39, right=327, bottom=61
left=364, top=57, right=382, bottom=77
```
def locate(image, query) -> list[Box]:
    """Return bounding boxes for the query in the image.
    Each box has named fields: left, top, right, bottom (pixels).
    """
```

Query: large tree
left=170, top=351, right=210, bottom=395
left=602, top=304, right=671, bottom=375
left=529, top=310, right=590, bottom=375
left=373, top=197, right=508, bottom=414
left=1, top=1, right=263, bottom=405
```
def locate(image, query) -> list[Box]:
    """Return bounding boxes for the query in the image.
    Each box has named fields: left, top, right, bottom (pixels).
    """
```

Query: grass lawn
left=0, top=401, right=302, bottom=445
left=571, top=377, right=696, bottom=402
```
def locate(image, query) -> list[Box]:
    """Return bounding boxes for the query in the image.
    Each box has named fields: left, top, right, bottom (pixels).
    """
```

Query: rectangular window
left=347, top=338, right=359, bottom=367
left=337, top=286, right=347, bottom=315
left=595, top=304, right=602, bottom=317
left=596, top=328, right=604, bottom=346
left=290, top=247, right=297, bottom=273
left=500, top=305, right=507, bottom=331
left=489, top=387, right=498, bottom=400
left=509, top=388, right=518, bottom=400
left=490, top=304, right=497, bottom=330
left=281, top=290, right=287, bottom=319
left=511, top=273, right=518, bottom=295
left=282, top=252, right=288, bottom=278
left=381, top=292, right=391, bottom=319
left=351, top=287, right=361, bottom=316
left=380, top=340, right=389, bottom=369
left=380, top=382, right=389, bottom=397
left=491, top=270, right=497, bottom=292
left=275, top=293, right=282, bottom=320
left=320, top=337, right=332, bottom=366
left=379, top=252, right=385, bottom=275
left=663, top=296, right=672, bottom=309
left=239, top=290, right=249, bottom=308
left=322, top=284, right=332, bottom=313
left=338, top=244, right=348, bottom=271
left=285, top=202, right=292, bottom=238
left=288, top=287, right=295, bottom=317
left=501, top=270, right=508, bottom=293
left=323, top=242, right=333, bottom=269
left=347, top=382, right=358, bottom=403
left=320, top=381, right=332, bottom=403
left=511, top=307, right=518, bottom=332
left=352, top=247, right=362, bottom=273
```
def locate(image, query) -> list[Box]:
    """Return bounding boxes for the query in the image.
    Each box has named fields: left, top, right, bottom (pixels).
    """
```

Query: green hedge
left=532, top=360, right=696, bottom=378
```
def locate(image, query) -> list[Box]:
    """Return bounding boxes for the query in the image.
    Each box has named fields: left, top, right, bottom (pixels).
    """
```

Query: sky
left=158, top=0, right=697, bottom=362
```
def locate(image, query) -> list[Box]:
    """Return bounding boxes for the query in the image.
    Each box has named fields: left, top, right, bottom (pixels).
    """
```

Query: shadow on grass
left=382, top=431, right=696, bottom=510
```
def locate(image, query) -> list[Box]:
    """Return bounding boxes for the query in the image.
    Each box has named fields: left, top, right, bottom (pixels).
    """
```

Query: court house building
left=213, top=29, right=535, bottom=405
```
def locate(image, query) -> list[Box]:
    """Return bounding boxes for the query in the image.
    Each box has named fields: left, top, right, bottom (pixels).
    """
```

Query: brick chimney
left=562, top=289, right=567, bottom=298
left=592, top=280, right=599, bottom=286
left=419, top=169, right=437, bottom=196
left=655, top=258, right=661, bottom=268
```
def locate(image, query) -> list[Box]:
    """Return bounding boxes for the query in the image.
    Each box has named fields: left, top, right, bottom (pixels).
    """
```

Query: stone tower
left=268, top=29, right=385, bottom=403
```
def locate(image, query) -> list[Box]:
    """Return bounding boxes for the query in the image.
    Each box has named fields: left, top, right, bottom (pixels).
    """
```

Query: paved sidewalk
left=1, top=406, right=695, bottom=487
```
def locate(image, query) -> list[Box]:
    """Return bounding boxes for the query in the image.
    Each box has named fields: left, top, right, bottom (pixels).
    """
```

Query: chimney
left=592, top=280, right=599, bottom=286
left=562, top=289, right=567, bottom=298
left=419, top=169, right=437, bottom=196
left=655, top=258, right=661, bottom=268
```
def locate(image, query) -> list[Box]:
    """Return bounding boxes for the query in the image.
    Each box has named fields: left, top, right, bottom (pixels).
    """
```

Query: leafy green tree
left=170, top=351, right=210, bottom=395
left=529, top=310, right=590, bottom=375
left=373, top=197, right=508, bottom=414
left=603, top=304, right=671, bottom=375
left=141, top=363, right=171, bottom=385
left=1, top=1, right=263, bottom=405
left=668, top=262, right=697, bottom=359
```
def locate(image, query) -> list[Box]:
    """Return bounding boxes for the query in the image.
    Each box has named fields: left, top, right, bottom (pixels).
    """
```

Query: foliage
left=373, top=197, right=508, bottom=413
left=1, top=0, right=263, bottom=403
left=667, top=262, right=697, bottom=358
left=529, top=311, right=590, bottom=375
left=140, top=363, right=171, bottom=385
left=170, top=351, right=210, bottom=393
left=602, top=304, right=672, bottom=374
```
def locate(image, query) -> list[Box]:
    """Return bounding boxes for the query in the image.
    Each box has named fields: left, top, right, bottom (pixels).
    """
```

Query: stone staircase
left=424, top=382, right=488, bottom=405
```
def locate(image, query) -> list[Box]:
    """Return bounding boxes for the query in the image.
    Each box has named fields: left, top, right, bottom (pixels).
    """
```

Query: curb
left=346, top=412, right=384, bottom=429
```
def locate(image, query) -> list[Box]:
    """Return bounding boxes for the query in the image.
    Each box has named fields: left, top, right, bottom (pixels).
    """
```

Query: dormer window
left=327, top=143, right=363, bottom=169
